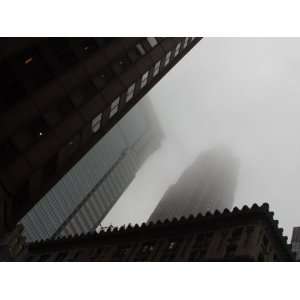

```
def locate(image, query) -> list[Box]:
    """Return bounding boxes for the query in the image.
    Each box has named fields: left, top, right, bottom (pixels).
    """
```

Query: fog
left=102, top=38, right=300, bottom=239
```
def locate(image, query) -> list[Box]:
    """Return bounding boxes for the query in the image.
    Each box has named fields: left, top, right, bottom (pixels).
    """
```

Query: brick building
left=0, top=37, right=201, bottom=234
left=22, top=203, right=295, bottom=262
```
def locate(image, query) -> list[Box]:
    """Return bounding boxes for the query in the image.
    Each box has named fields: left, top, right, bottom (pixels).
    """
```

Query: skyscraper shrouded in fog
left=20, top=98, right=163, bottom=241
left=0, top=37, right=201, bottom=235
left=148, top=146, right=239, bottom=223
left=291, top=227, right=300, bottom=260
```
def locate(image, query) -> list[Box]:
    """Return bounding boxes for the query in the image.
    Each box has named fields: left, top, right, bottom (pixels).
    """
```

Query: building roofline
left=27, top=202, right=295, bottom=259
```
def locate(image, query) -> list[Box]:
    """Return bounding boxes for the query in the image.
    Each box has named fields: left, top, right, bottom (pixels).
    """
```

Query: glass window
left=125, top=83, right=135, bottom=102
left=109, top=97, right=120, bottom=118
left=91, top=113, right=102, bottom=133
left=183, top=37, right=189, bottom=48
left=147, top=37, right=158, bottom=47
left=140, top=71, right=149, bottom=88
left=136, top=43, right=146, bottom=55
left=174, top=42, right=181, bottom=57
left=164, top=51, right=172, bottom=66
left=153, top=60, right=161, bottom=77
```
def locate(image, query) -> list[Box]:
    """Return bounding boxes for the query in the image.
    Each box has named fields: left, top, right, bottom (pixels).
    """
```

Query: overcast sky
left=102, top=38, right=300, bottom=240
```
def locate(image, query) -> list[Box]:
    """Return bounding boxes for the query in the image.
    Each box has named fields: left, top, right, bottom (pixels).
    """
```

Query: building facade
left=21, top=203, right=295, bottom=262
left=0, top=37, right=201, bottom=234
left=20, top=98, right=163, bottom=241
left=148, top=146, right=239, bottom=223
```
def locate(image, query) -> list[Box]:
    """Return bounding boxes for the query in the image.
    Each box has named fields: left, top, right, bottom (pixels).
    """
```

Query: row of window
left=1, top=37, right=195, bottom=116
left=3, top=37, right=191, bottom=150
left=1, top=37, right=194, bottom=205
left=28, top=237, right=186, bottom=262
left=89, top=37, right=193, bottom=135
left=25, top=229, right=284, bottom=262
left=0, top=38, right=170, bottom=164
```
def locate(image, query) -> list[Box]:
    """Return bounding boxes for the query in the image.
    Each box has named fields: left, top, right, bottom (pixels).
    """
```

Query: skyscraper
left=0, top=37, right=201, bottom=234
left=148, top=146, right=239, bottom=223
left=20, top=98, right=163, bottom=241
left=291, top=227, right=300, bottom=260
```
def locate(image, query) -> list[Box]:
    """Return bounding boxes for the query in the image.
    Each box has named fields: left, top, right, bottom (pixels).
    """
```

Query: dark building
left=20, top=203, right=294, bottom=262
left=291, top=227, right=300, bottom=260
left=148, top=146, right=239, bottom=223
left=20, top=98, right=163, bottom=241
left=0, top=37, right=201, bottom=235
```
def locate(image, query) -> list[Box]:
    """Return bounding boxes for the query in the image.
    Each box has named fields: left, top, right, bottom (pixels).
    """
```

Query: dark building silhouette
left=291, top=227, right=300, bottom=260
left=17, top=203, right=294, bottom=262
left=20, top=98, right=163, bottom=241
left=0, top=37, right=201, bottom=235
left=148, top=147, right=239, bottom=223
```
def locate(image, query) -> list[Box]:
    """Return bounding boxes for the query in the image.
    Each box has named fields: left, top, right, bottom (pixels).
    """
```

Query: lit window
left=153, top=60, right=161, bottom=77
left=109, top=97, right=120, bottom=118
left=147, top=37, right=158, bottom=47
left=174, top=43, right=181, bottom=57
left=136, top=43, right=146, bottom=55
left=91, top=113, right=102, bottom=133
left=140, top=71, right=149, bottom=88
left=164, top=51, right=172, bottom=66
left=24, top=57, right=33, bottom=64
left=126, top=83, right=135, bottom=102
left=183, top=37, right=189, bottom=48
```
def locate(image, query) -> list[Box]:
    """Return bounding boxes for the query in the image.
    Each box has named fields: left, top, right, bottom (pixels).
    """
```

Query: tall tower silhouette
left=148, top=146, right=239, bottom=222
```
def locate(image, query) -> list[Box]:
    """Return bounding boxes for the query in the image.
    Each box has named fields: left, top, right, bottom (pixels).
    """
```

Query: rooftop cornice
left=27, top=202, right=294, bottom=260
